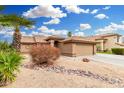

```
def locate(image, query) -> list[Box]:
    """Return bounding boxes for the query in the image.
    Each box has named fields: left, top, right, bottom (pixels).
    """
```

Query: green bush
left=0, top=51, right=23, bottom=86
left=111, top=48, right=124, bottom=55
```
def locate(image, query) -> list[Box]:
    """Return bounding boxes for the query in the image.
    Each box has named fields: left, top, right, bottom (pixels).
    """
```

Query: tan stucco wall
left=104, top=36, right=117, bottom=50
left=96, top=40, right=105, bottom=51
left=20, top=44, right=33, bottom=53
left=113, top=43, right=124, bottom=48
left=103, top=36, right=124, bottom=50
left=73, top=43, right=95, bottom=56
left=20, top=43, right=49, bottom=53
left=58, top=42, right=74, bottom=56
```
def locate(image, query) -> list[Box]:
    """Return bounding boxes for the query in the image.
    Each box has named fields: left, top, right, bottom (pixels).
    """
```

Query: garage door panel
left=75, top=43, right=93, bottom=56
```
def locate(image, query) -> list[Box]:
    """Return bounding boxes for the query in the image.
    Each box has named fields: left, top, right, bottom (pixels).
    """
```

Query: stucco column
left=50, top=40, right=54, bottom=47
left=101, top=40, right=104, bottom=51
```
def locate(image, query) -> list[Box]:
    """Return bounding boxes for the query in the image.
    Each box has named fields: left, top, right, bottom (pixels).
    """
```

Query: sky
left=1, top=5, right=124, bottom=42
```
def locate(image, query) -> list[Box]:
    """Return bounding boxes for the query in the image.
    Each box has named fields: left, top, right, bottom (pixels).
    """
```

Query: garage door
left=75, top=43, right=93, bottom=56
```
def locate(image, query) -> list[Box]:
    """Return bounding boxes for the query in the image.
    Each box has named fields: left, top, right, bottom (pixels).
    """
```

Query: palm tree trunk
left=12, top=28, right=21, bottom=52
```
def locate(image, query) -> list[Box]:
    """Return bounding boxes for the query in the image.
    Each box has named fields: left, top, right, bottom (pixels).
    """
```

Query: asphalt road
left=89, top=54, right=124, bottom=67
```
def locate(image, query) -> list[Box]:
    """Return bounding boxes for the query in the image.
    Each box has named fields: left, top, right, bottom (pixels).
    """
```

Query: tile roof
left=62, top=36, right=97, bottom=44
left=84, top=33, right=121, bottom=41
left=21, top=35, right=48, bottom=43
left=45, top=35, right=65, bottom=41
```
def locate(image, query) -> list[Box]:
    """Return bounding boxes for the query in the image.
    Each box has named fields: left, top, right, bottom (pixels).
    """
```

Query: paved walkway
left=89, top=54, right=124, bottom=67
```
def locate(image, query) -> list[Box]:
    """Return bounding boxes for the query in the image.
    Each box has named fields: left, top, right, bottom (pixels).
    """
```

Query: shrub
left=111, top=48, right=124, bottom=55
left=0, top=51, right=23, bottom=86
left=30, top=45, right=60, bottom=65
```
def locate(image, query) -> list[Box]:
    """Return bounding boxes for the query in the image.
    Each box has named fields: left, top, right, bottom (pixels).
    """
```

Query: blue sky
left=1, top=5, right=124, bottom=42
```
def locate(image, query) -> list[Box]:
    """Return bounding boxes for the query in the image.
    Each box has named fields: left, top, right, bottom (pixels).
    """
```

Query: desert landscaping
left=6, top=54, right=124, bottom=88
left=1, top=5, right=124, bottom=88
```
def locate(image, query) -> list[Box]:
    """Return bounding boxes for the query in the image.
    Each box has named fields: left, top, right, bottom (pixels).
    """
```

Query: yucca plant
left=0, top=41, right=15, bottom=52
left=0, top=51, right=23, bottom=86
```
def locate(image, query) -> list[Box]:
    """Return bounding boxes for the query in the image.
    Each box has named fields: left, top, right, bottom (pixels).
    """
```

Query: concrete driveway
left=88, top=54, right=124, bottom=67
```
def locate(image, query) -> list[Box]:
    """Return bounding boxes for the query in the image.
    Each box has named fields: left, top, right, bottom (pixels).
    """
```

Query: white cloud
left=95, top=14, right=109, bottom=19
left=80, top=23, right=91, bottom=30
left=0, top=25, right=44, bottom=37
left=62, top=5, right=89, bottom=14
left=122, top=21, right=124, bottom=24
left=21, top=30, right=50, bottom=36
left=0, top=26, right=14, bottom=37
left=38, top=26, right=68, bottom=36
left=38, top=26, right=48, bottom=31
left=21, top=31, right=28, bottom=36
left=31, top=31, right=48, bottom=36
left=81, top=9, right=90, bottom=14
left=91, top=9, right=99, bottom=14
left=43, top=18, right=60, bottom=25
left=0, top=27, right=30, bottom=37
left=75, top=29, right=79, bottom=31
left=23, top=5, right=67, bottom=19
left=103, top=6, right=111, bottom=10
left=96, top=22, right=124, bottom=34
left=73, top=32, right=84, bottom=36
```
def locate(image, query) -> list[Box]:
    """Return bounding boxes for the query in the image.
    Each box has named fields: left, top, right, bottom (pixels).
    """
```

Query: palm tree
left=0, top=14, right=35, bottom=51
left=0, top=6, right=13, bottom=26
left=67, top=31, right=72, bottom=37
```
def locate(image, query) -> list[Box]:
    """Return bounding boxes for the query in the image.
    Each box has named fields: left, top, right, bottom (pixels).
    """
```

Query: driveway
left=88, top=54, right=124, bottom=67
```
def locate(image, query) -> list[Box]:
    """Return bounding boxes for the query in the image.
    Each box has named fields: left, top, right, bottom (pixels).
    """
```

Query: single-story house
left=20, top=35, right=97, bottom=56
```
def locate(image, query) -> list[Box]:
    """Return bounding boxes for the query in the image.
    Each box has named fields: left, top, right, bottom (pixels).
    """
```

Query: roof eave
left=62, top=40, right=97, bottom=44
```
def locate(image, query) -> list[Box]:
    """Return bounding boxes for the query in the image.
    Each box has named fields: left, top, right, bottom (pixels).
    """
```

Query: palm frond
left=0, top=14, right=35, bottom=29
left=0, top=6, right=4, bottom=11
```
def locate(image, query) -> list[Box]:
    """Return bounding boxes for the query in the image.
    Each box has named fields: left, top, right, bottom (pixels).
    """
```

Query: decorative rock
left=23, top=64, right=123, bottom=85
left=82, top=58, right=90, bottom=62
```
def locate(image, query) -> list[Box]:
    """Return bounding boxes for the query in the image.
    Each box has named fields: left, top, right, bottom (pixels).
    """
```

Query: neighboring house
left=119, top=36, right=124, bottom=43
left=84, top=33, right=124, bottom=51
left=20, top=35, right=97, bottom=56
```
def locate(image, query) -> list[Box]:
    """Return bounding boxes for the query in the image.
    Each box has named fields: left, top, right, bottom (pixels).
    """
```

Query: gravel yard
left=7, top=54, right=124, bottom=88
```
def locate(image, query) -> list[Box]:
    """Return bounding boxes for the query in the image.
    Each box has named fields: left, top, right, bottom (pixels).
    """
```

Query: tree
left=0, top=14, right=35, bottom=51
left=0, top=6, right=4, bottom=11
left=67, top=31, right=72, bottom=37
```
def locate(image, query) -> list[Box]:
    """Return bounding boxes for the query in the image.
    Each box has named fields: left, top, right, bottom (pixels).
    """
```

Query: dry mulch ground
left=7, top=54, right=124, bottom=88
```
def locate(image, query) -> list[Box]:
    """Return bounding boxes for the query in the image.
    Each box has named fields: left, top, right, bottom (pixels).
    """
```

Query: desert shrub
left=111, top=48, right=124, bottom=55
left=30, top=45, right=60, bottom=65
left=0, top=51, right=23, bottom=86
left=0, top=41, right=15, bottom=52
